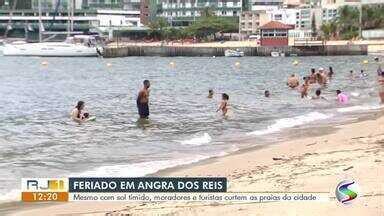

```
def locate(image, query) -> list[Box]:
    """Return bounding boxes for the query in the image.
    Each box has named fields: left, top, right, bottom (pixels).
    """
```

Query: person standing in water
left=300, top=77, right=310, bottom=98
left=378, top=69, right=384, bottom=103
left=71, top=101, right=89, bottom=123
left=328, top=66, right=334, bottom=78
left=137, top=80, right=151, bottom=119
left=217, top=93, right=229, bottom=116
left=309, top=68, right=316, bottom=84
left=336, top=90, right=349, bottom=104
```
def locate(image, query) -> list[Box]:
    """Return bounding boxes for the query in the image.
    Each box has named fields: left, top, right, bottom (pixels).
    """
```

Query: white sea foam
left=179, top=133, right=212, bottom=145
left=0, top=152, right=232, bottom=203
left=70, top=155, right=212, bottom=177
left=247, top=112, right=333, bottom=136
left=337, top=104, right=383, bottom=113
left=0, top=189, right=20, bottom=203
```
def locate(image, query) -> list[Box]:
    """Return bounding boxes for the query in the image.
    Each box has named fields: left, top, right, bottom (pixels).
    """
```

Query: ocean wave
left=179, top=133, right=212, bottom=145
left=70, top=155, right=212, bottom=177
left=337, top=104, right=383, bottom=113
left=247, top=112, right=333, bottom=136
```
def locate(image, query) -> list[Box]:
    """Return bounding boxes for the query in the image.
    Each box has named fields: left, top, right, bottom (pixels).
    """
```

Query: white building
left=250, top=0, right=283, bottom=11
left=322, top=5, right=338, bottom=22
left=240, top=10, right=270, bottom=35
left=160, top=0, right=242, bottom=26
left=265, top=7, right=322, bottom=30
left=266, top=8, right=297, bottom=26
left=96, top=9, right=142, bottom=28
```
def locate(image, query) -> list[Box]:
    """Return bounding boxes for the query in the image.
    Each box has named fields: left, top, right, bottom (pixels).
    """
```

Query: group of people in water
left=286, top=67, right=333, bottom=99
left=71, top=80, right=151, bottom=123
left=71, top=58, right=384, bottom=122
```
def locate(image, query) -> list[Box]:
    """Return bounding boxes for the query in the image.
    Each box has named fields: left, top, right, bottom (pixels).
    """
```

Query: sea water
left=0, top=55, right=382, bottom=201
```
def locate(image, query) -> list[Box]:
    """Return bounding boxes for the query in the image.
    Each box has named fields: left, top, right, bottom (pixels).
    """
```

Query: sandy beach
left=8, top=112, right=384, bottom=216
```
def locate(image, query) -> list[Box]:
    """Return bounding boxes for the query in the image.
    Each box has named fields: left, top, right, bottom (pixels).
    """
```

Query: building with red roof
left=260, top=21, right=294, bottom=46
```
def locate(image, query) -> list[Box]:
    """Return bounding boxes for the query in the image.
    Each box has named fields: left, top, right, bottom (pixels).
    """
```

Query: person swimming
left=360, top=70, right=368, bottom=77
left=312, top=89, right=326, bottom=100
left=217, top=93, right=229, bottom=116
left=377, top=66, right=383, bottom=76
left=349, top=70, right=356, bottom=80
left=336, top=90, right=349, bottom=104
left=264, top=90, right=270, bottom=98
left=70, top=101, right=89, bottom=123
left=137, top=80, right=150, bottom=119
left=208, top=89, right=214, bottom=98
left=287, top=74, right=300, bottom=89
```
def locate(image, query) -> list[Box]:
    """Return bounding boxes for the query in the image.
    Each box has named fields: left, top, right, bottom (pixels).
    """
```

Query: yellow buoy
left=235, top=62, right=240, bottom=67
left=41, top=61, right=48, bottom=66
left=293, top=60, right=299, bottom=66
left=363, top=60, right=369, bottom=64
left=212, top=56, right=216, bottom=58
left=169, top=61, right=175, bottom=67
left=106, top=63, right=112, bottom=67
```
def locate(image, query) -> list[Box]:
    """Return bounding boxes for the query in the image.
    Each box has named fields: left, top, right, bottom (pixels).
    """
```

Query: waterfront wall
left=102, top=44, right=368, bottom=58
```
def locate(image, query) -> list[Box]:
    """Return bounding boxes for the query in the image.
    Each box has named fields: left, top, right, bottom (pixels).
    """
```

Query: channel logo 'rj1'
left=26, top=179, right=65, bottom=191
left=335, top=180, right=359, bottom=204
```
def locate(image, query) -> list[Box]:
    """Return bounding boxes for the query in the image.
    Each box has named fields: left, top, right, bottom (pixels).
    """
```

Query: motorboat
left=225, top=49, right=244, bottom=57
left=271, top=51, right=285, bottom=57
left=3, top=35, right=103, bottom=57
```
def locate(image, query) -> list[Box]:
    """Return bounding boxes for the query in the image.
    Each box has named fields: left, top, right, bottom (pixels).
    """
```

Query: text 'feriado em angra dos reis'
left=69, top=178, right=226, bottom=192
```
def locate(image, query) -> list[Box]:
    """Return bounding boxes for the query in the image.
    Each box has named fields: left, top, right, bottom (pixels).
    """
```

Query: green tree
left=336, top=5, right=359, bottom=39
left=148, top=17, right=169, bottom=40
left=320, top=21, right=337, bottom=40
left=189, top=6, right=237, bottom=39
left=320, top=5, right=362, bottom=40
left=362, top=4, right=384, bottom=30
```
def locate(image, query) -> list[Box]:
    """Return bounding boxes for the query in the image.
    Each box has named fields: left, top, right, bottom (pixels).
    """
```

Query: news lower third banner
left=21, top=177, right=329, bottom=203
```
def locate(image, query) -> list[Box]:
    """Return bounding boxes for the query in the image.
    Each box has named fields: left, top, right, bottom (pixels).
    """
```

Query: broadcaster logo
left=335, top=180, right=359, bottom=205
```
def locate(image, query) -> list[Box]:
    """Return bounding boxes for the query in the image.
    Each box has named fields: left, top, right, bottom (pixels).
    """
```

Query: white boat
left=3, top=35, right=102, bottom=57
left=271, top=51, right=285, bottom=57
left=3, top=0, right=102, bottom=57
left=225, top=49, right=244, bottom=57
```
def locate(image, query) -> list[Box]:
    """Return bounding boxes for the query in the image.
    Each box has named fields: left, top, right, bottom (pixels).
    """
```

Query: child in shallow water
left=336, top=90, right=349, bottom=105
left=217, top=93, right=229, bottom=116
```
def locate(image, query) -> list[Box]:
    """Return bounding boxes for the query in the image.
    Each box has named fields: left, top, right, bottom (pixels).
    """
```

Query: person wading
left=137, top=80, right=151, bottom=119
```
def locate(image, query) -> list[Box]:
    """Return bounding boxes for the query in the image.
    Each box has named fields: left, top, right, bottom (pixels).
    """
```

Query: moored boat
left=225, top=49, right=244, bottom=57
left=3, top=35, right=103, bottom=57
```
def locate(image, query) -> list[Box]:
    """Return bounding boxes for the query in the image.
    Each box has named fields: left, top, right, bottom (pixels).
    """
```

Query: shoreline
left=5, top=110, right=384, bottom=216
left=102, top=39, right=384, bottom=58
